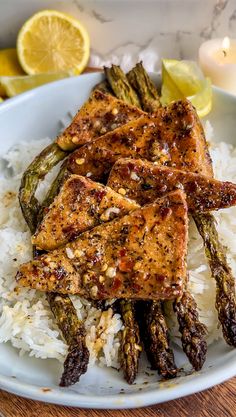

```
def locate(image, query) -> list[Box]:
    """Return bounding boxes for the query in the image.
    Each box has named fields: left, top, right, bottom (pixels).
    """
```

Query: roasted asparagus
left=105, top=64, right=177, bottom=378
left=137, top=301, right=177, bottom=378
left=194, top=213, right=236, bottom=346
left=19, top=143, right=67, bottom=233
left=106, top=64, right=207, bottom=371
left=18, top=139, right=89, bottom=387
left=47, top=292, right=89, bottom=387
left=173, top=289, right=207, bottom=370
left=127, top=62, right=161, bottom=112
left=104, top=65, right=141, bottom=108
left=119, top=300, right=142, bottom=384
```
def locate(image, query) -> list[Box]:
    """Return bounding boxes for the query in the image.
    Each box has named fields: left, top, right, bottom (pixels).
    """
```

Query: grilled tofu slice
left=66, top=115, right=169, bottom=182
left=66, top=99, right=213, bottom=181
left=33, top=175, right=139, bottom=251
left=150, top=100, right=213, bottom=176
left=107, top=158, right=236, bottom=212
left=56, top=90, right=145, bottom=151
left=16, top=190, right=188, bottom=301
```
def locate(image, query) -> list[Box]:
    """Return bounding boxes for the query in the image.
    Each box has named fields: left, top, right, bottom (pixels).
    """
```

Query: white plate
left=0, top=73, right=236, bottom=409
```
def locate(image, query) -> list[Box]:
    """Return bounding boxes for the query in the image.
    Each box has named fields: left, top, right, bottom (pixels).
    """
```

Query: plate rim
left=0, top=72, right=235, bottom=409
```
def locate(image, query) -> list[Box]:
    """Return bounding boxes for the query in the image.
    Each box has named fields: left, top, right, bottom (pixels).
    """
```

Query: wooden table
left=0, top=377, right=235, bottom=417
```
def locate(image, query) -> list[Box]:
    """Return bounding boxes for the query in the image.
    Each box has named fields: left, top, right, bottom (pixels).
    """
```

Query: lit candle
left=199, top=37, right=236, bottom=94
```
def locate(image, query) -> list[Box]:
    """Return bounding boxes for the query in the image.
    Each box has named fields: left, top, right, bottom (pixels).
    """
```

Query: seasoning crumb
left=76, top=158, right=85, bottom=165
left=106, top=267, right=116, bottom=278
left=112, top=108, right=118, bottom=115
left=65, top=247, right=74, bottom=259
left=72, top=136, right=78, bottom=144
left=118, top=188, right=126, bottom=196
left=100, top=127, right=107, bottom=134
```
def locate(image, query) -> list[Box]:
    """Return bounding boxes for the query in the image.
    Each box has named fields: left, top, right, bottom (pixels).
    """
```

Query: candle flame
left=222, top=36, right=230, bottom=50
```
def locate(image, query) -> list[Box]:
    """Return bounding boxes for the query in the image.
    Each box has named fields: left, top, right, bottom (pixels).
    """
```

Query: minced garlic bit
left=112, top=107, right=118, bottom=115
left=72, top=136, right=79, bottom=144
left=65, top=247, right=74, bottom=259
left=76, top=158, right=85, bottom=165
left=100, top=207, right=120, bottom=221
left=94, top=120, right=101, bottom=128
left=83, top=274, right=90, bottom=284
left=99, top=275, right=105, bottom=283
left=100, top=127, right=107, bottom=134
left=133, top=261, right=142, bottom=271
left=176, top=182, right=184, bottom=190
left=74, top=249, right=84, bottom=257
left=90, top=285, right=98, bottom=297
left=135, top=344, right=142, bottom=351
left=106, top=267, right=116, bottom=278
left=86, top=172, right=92, bottom=177
left=101, top=263, right=108, bottom=272
left=130, top=171, right=140, bottom=181
left=118, top=188, right=126, bottom=196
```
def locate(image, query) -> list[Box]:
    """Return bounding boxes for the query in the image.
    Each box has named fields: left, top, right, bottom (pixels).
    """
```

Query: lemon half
left=161, top=59, right=212, bottom=118
left=17, top=10, right=90, bottom=75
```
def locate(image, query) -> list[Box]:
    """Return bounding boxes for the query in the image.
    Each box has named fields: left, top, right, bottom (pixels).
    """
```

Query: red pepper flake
left=119, top=257, right=134, bottom=272
left=119, top=248, right=127, bottom=257
left=95, top=189, right=106, bottom=203
left=159, top=206, right=172, bottom=219
left=111, top=277, right=122, bottom=291
left=132, top=282, right=141, bottom=292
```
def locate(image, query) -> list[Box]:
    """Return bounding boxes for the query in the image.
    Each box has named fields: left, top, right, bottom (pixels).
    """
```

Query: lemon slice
left=0, top=72, right=71, bottom=97
left=17, top=10, right=90, bottom=75
left=0, top=97, right=3, bottom=103
left=0, top=48, right=25, bottom=95
left=161, top=59, right=212, bottom=118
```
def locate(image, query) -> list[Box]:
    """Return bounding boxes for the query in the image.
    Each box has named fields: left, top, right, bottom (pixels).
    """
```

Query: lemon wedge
left=161, top=59, right=212, bottom=118
left=0, top=48, right=25, bottom=95
left=0, top=72, right=71, bottom=97
left=17, top=10, right=90, bottom=75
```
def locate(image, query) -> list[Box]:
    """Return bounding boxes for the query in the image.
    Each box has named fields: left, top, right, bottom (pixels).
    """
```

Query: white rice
left=0, top=121, right=236, bottom=366
left=0, top=137, right=122, bottom=366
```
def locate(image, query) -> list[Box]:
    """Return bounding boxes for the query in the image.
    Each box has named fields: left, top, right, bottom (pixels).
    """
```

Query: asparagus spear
left=194, top=213, right=236, bottom=346
left=104, top=66, right=147, bottom=383
left=19, top=142, right=90, bottom=386
left=19, top=143, right=67, bottom=233
left=38, top=162, right=90, bottom=386
left=138, top=301, right=177, bottom=378
left=106, top=64, right=208, bottom=371
left=37, top=162, right=70, bottom=225
left=104, top=65, right=141, bottom=107
left=127, top=62, right=161, bottom=112
left=47, top=293, right=89, bottom=387
left=92, top=80, right=112, bottom=94
left=173, top=289, right=207, bottom=370
left=105, top=64, right=177, bottom=378
left=126, top=63, right=236, bottom=350
left=119, top=300, right=142, bottom=384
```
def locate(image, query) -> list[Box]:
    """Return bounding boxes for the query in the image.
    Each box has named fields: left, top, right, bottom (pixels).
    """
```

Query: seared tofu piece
left=66, top=115, right=169, bottom=182
left=150, top=99, right=213, bottom=176
left=107, top=158, right=236, bottom=212
left=56, top=90, right=144, bottom=151
left=16, top=190, right=188, bottom=301
left=33, top=175, right=139, bottom=251
left=67, top=99, right=212, bottom=181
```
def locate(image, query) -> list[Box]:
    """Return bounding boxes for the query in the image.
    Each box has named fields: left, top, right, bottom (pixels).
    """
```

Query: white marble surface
left=0, top=0, right=236, bottom=71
